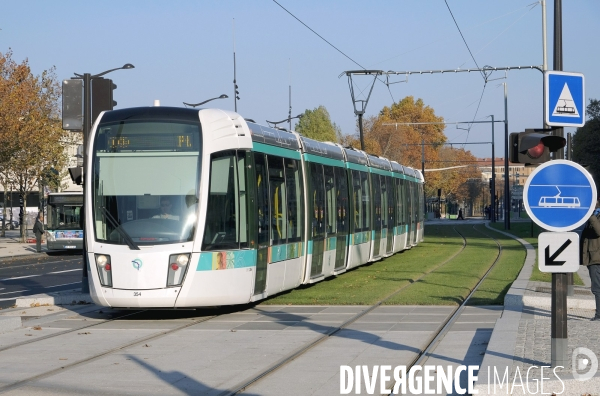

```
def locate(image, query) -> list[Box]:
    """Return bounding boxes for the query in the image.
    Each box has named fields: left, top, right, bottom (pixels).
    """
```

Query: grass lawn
left=489, top=221, right=584, bottom=285
left=261, top=225, right=465, bottom=305
left=261, top=223, right=526, bottom=306
left=386, top=225, right=507, bottom=305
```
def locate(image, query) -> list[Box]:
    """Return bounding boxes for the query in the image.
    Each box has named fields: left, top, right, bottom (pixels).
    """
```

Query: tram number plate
left=133, top=292, right=142, bottom=297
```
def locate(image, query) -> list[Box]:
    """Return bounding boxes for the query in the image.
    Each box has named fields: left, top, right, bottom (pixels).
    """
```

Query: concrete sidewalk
left=0, top=229, right=49, bottom=259
left=474, top=223, right=599, bottom=395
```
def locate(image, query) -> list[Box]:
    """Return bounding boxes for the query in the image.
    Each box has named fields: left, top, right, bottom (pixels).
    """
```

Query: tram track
left=0, top=309, right=226, bottom=394
left=219, top=226, right=473, bottom=395
left=0, top=224, right=506, bottom=394
left=382, top=223, right=503, bottom=394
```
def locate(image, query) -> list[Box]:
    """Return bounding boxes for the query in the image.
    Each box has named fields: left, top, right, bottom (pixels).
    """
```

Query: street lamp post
left=183, top=94, right=228, bottom=108
left=72, top=64, right=135, bottom=294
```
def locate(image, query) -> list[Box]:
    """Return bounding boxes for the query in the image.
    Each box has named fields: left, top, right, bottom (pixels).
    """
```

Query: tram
left=86, top=106, right=424, bottom=308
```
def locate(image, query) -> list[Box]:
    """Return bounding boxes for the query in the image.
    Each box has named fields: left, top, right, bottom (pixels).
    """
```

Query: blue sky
left=1, top=0, right=598, bottom=159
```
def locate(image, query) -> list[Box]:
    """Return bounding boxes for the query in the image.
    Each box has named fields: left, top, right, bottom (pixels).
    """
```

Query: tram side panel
left=177, top=149, right=256, bottom=307
left=346, top=168, right=372, bottom=269
left=302, top=159, right=349, bottom=284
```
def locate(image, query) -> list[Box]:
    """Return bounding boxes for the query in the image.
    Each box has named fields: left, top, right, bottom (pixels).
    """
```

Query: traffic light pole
left=72, top=64, right=134, bottom=295
left=81, top=73, right=91, bottom=294
left=551, top=0, right=568, bottom=368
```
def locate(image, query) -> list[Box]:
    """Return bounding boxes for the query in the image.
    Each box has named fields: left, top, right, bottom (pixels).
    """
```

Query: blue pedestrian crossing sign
left=524, top=160, right=597, bottom=232
left=545, top=71, right=585, bottom=127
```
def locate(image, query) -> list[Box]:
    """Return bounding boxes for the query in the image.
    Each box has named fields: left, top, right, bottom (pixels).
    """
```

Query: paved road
left=0, top=253, right=82, bottom=307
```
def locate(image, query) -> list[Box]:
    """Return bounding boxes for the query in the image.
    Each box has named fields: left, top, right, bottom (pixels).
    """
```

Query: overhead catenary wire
left=444, top=0, right=484, bottom=80
left=271, top=0, right=394, bottom=103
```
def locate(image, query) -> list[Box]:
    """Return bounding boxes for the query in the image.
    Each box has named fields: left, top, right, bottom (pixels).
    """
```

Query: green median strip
left=261, top=226, right=464, bottom=305
left=386, top=225, right=501, bottom=306
left=467, top=225, right=526, bottom=305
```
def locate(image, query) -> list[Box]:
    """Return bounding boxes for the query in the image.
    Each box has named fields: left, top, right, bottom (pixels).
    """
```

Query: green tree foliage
left=294, top=105, right=341, bottom=142
left=573, top=99, right=600, bottom=193
left=0, top=49, right=71, bottom=241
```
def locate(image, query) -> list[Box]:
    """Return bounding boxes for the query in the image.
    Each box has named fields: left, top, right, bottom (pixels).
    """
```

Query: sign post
left=524, top=160, right=596, bottom=367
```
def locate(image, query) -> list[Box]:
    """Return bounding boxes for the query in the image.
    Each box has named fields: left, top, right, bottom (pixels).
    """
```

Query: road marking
left=43, top=282, right=80, bottom=289
left=0, top=290, right=27, bottom=296
left=47, top=269, right=82, bottom=274
left=0, top=275, right=41, bottom=281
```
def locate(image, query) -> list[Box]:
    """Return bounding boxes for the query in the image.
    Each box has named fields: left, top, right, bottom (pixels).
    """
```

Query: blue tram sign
left=545, top=71, right=585, bottom=127
left=524, top=160, right=597, bottom=232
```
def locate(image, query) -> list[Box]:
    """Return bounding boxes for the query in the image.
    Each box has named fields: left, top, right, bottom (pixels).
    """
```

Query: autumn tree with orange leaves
left=342, top=96, right=481, bottom=205
left=0, top=50, right=72, bottom=241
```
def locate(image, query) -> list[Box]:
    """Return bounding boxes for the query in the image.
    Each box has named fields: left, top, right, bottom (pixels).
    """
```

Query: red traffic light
left=527, top=141, right=545, bottom=159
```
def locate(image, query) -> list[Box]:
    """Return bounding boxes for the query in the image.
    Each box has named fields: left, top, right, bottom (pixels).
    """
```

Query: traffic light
left=62, top=79, right=83, bottom=131
left=92, top=78, right=117, bottom=122
left=509, top=129, right=567, bottom=165
left=68, top=167, right=83, bottom=185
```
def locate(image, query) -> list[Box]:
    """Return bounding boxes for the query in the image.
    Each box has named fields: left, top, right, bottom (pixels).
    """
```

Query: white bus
left=46, top=192, right=83, bottom=250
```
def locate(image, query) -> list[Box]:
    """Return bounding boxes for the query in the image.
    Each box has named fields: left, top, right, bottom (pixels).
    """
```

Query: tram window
left=267, top=155, right=287, bottom=245
left=202, top=151, right=243, bottom=250
left=334, top=167, right=349, bottom=235
left=285, top=158, right=303, bottom=243
left=385, top=176, right=394, bottom=227
left=254, top=153, right=270, bottom=247
left=237, top=152, right=249, bottom=248
left=311, top=163, right=325, bottom=239
left=324, top=165, right=336, bottom=235
left=396, top=179, right=403, bottom=226
left=352, top=170, right=363, bottom=232
left=361, top=171, right=371, bottom=231
left=372, top=174, right=382, bottom=229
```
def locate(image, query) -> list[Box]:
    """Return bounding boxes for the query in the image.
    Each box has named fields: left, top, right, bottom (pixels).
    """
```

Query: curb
left=522, top=294, right=595, bottom=310
left=0, top=316, right=22, bottom=333
left=15, top=293, right=93, bottom=308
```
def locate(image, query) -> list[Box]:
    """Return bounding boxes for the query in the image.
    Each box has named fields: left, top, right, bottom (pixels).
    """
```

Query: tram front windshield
left=92, top=120, right=201, bottom=246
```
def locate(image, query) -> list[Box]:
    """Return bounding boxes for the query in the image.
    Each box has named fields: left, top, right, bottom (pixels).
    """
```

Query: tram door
left=372, top=174, right=383, bottom=257
left=385, top=176, right=394, bottom=254
left=253, top=153, right=269, bottom=295
left=334, top=167, right=349, bottom=270
left=309, top=163, right=326, bottom=278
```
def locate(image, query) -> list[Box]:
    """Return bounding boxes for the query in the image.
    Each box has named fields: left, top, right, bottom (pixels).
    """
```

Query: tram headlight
left=167, top=253, right=190, bottom=287
left=95, top=254, right=112, bottom=287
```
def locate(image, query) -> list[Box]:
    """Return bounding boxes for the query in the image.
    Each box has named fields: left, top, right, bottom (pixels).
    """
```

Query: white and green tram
left=86, top=106, right=424, bottom=308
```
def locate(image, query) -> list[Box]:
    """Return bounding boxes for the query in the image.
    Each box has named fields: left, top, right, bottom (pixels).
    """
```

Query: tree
left=0, top=50, right=71, bottom=241
left=294, top=105, right=341, bottom=142
left=573, top=99, right=600, bottom=194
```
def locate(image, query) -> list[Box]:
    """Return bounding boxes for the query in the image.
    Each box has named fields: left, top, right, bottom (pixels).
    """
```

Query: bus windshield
left=92, top=119, right=201, bottom=246
left=47, top=194, right=83, bottom=230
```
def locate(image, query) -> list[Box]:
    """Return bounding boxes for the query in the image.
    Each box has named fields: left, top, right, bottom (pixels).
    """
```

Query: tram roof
left=99, top=106, right=201, bottom=124
left=299, top=137, right=344, bottom=162
left=247, top=122, right=301, bottom=151
left=366, top=154, right=391, bottom=171
left=342, top=147, right=369, bottom=166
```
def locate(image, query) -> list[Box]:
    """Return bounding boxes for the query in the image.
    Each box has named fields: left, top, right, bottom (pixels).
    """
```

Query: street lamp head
left=122, top=63, right=135, bottom=70
left=218, top=94, right=228, bottom=99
